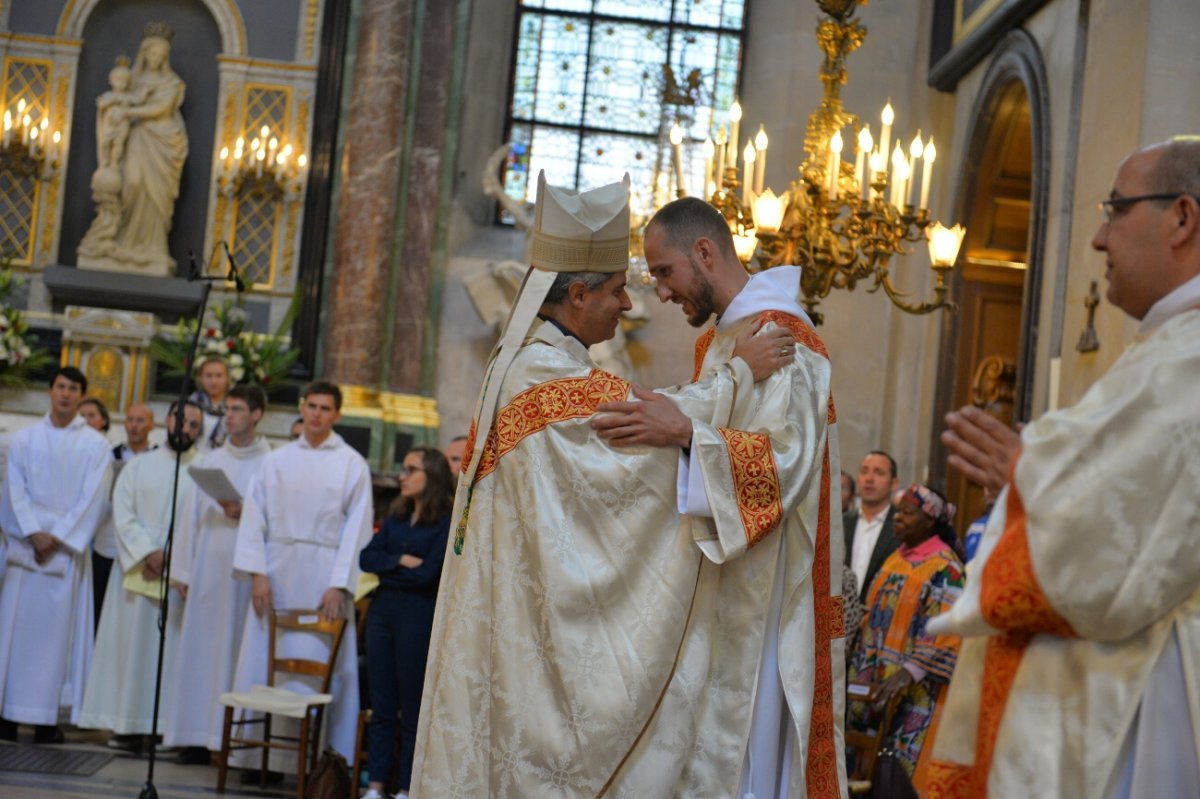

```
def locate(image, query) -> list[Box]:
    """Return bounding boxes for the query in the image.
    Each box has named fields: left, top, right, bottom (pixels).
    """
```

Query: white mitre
left=452, top=171, right=630, bottom=552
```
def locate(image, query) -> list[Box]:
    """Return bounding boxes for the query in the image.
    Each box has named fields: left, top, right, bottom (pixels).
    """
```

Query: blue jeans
left=364, top=590, right=433, bottom=790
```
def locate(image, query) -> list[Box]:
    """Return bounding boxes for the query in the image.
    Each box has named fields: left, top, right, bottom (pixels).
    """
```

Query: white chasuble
left=229, top=433, right=373, bottom=767
left=412, top=311, right=846, bottom=799
left=926, top=307, right=1200, bottom=799
left=78, top=446, right=196, bottom=733
left=163, top=436, right=270, bottom=749
left=0, top=415, right=111, bottom=725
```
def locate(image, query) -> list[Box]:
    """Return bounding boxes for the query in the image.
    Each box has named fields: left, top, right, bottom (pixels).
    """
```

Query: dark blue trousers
left=364, top=590, right=434, bottom=791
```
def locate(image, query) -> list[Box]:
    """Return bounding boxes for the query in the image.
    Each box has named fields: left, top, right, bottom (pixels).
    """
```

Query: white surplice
left=927, top=295, right=1200, bottom=798
left=229, top=432, right=373, bottom=767
left=77, top=446, right=196, bottom=733
left=412, top=292, right=846, bottom=798
left=0, top=415, right=111, bottom=725
left=163, top=435, right=270, bottom=750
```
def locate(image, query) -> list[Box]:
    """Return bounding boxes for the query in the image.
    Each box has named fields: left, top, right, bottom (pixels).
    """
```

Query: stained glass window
left=503, top=0, right=746, bottom=222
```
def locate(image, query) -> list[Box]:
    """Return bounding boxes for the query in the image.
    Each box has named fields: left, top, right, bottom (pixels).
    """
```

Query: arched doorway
left=931, top=31, right=1050, bottom=536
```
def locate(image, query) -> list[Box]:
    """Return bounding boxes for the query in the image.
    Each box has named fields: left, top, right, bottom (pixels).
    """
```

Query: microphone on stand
left=220, top=240, right=247, bottom=293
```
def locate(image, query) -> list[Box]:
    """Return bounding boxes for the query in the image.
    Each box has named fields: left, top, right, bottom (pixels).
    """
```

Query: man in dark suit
left=842, top=450, right=899, bottom=601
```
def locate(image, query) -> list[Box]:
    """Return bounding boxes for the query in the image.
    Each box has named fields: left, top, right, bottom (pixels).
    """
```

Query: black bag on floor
left=867, top=747, right=918, bottom=799
left=306, top=747, right=353, bottom=799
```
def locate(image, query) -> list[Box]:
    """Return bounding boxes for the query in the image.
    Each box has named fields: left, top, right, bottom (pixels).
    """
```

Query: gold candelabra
left=0, top=98, right=62, bottom=182
left=701, top=0, right=965, bottom=325
left=215, top=125, right=308, bottom=201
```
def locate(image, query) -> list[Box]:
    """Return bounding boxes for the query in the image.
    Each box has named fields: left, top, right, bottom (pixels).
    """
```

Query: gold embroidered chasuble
left=411, top=316, right=846, bottom=798
left=926, top=308, right=1200, bottom=798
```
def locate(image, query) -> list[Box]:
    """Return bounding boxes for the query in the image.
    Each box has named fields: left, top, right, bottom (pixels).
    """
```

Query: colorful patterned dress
left=848, top=536, right=964, bottom=791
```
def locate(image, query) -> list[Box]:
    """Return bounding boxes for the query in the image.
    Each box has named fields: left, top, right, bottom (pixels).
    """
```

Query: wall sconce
left=216, top=124, right=307, bottom=201
left=0, top=97, right=62, bottom=181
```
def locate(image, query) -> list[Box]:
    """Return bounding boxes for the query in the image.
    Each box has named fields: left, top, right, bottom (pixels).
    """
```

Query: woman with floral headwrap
left=847, top=483, right=964, bottom=791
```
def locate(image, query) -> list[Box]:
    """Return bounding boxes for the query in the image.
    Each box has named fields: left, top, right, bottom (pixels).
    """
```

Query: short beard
left=167, top=430, right=195, bottom=453
left=684, top=253, right=717, bottom=327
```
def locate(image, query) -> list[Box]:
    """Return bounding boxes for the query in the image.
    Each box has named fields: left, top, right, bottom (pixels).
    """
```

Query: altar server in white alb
left=77, top=401, right=204, bottom=741
left=0, top=367, right=111, bottom=743
left=927, top=137, right=1200, bottom=798
left=229, top=380, right=373, bottom=769
left=164, top=385, right=271, bottom=763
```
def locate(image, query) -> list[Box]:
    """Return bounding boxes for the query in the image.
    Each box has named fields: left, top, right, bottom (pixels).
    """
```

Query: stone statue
left=1076, top=278, right=1101, bottom=353
left=78, top=22, right=188, bottom=276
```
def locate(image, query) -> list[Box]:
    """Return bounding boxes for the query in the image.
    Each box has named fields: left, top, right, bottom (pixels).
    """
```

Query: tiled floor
left=0, top=729, right=296, bottom=799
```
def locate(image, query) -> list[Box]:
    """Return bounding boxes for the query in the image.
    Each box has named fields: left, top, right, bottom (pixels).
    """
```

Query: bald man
left=93, top=404, right=159, bottom=629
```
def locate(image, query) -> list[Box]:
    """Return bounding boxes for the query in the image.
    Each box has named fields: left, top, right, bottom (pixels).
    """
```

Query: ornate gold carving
left=303, top=0, right=320, bottom=61
left=84, top=344, right=124, bottom=413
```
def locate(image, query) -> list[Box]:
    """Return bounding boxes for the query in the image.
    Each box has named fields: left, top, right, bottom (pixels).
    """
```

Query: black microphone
left=220, top=240, right=247, bottom=293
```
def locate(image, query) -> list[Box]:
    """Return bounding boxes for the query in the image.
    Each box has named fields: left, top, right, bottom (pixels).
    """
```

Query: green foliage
left=149, top=294, right=300, bottom=394
left=0, top=256, right=54, bottom=389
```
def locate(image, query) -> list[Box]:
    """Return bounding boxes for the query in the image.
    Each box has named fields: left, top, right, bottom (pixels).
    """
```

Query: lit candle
left=260, top=125, right=269, bottom=140
left=29, top=125, right=38, bottom=156
left=754, top=125, right=768, bottom=195
left=879, top=102, right=894, bottom=169
left=869, top=151, right=886, bottom=201
left=729, top=100, right=742, bottom=169
left=829, top=131, right=843, bottom=199
left=856, top=125, right=873, bottom=199
left=701, top=137, right=715, bottom=197
left=51, top=129, right=61, bottom=161
left=297, top=153, right=308, bottom=170
left=256, top=147, right=265, bottom=177
left=890, top=143, right=906, bottom=206
left=22, top=113, right=32, bottom=143
left=669, top=122, right=685, bottom=196
left=714, top=126, right=728, bottom=190
left=908, top=133, right=923, bottom=208
left=742, top=141, right=756, bottom=205
left=920, top=138, right=936, bottom=210
left=268, top=136, right=278, bottom=156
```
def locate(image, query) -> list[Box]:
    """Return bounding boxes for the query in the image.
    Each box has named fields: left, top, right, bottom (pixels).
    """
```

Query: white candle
left=868, top=151, right=886, bottom=201
left=754, top=125, right=768, bottom=195
left=920, top=138, right=936, bottom=210
left=879, top=102, right=894, bottom=170
left=729, top=100, right=742, bottom=169
left=669, top=123, right=685, bottom=196
left=890, top=143, right=906, bottom=206
left=856, top=126, right=872, bottom=199
left=714, top=126, right=727, bottom=191
left=742, top=141, right=756, bottom=205
left=701, top=137, right=715, bottom=197
left=908, top=134, right=923, bottom=208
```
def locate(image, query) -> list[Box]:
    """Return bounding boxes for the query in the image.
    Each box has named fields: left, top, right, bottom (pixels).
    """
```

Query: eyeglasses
left=1097, top=192, right=1200, bottom=222
left=400, top=465, right=425, bottom=477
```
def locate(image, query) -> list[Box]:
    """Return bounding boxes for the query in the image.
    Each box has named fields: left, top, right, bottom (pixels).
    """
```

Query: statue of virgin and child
left=78, top=22, right=188, bottom=277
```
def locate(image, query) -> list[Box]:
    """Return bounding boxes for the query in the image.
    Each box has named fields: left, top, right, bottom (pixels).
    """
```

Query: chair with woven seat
left=845, top=681, right=907, bottom=796
left=215, top=609, right=348, bottom=799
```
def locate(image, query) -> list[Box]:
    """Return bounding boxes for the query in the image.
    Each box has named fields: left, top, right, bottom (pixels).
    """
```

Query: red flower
left=226, top=338, right=235, bottom=351
left=206, top=327, right=217, bottom=337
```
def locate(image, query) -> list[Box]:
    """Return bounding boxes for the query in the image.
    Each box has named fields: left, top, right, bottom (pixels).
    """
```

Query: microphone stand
left=139, top=249, right=244, bottom=799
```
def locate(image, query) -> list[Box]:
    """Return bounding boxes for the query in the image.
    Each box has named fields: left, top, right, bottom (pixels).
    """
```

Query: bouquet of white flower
left=0, top=259, right=52, bottom=388
left=150, top=299, right=298, bottom=392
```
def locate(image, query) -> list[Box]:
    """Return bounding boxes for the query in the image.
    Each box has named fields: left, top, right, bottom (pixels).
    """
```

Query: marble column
left=387, top=0, right=457, bottom=394
left=325, top=0, right=414, bottom=387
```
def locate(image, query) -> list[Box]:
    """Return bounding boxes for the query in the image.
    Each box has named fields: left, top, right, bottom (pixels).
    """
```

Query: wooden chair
left=845, top=681, right=905, bottom=795
left=215, top=609, right=348, bottom=799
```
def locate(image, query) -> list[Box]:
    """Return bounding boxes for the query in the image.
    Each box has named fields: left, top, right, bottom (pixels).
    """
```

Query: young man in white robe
left=0, top=366, right=111, bottom=744
left=927, top=137, right=1200, bottom=798
left=228, top=380, right=373, bottom=775
left=164, top=385, right=270, bottom=764
left=593, top=197, right=848, bottom=799
left=77, top=401, right=204, bottom=750
left=411, top=178, right=809, bottom=798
